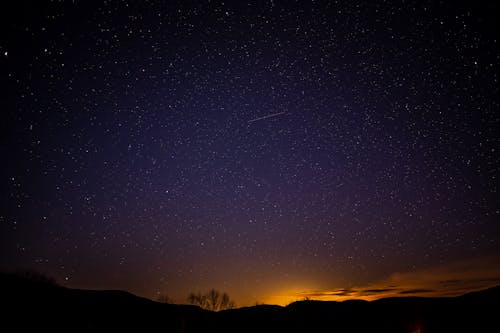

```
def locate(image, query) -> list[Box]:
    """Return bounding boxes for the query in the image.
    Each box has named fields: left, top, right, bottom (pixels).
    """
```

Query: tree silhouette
left=187, top=289, right=235, bottom=311
left=14, top=269, right=58, bottom=287
left=157, top=294, right=171, bottom=303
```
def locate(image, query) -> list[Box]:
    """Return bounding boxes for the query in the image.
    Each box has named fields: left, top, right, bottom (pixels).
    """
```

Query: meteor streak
left=248, top=111, right=286, bottom=123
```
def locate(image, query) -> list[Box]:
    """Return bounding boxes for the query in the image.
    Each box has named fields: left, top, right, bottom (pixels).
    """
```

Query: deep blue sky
left=1, top=0, right=499, bottom=305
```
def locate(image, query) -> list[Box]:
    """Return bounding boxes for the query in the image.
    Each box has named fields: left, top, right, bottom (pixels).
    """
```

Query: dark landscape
left=2, top=271, right=498, bottom=332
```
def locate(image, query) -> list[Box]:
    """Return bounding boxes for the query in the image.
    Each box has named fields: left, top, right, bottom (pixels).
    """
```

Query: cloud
left=363, top=288, right=397, bottom=293
left=295, top=255, right=500, bottom=302
left=398, top=289, right=434, bottom=295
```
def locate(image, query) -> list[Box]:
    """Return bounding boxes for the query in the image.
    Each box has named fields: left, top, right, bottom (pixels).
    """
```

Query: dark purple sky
left=1, top=0, right=499, bottom=305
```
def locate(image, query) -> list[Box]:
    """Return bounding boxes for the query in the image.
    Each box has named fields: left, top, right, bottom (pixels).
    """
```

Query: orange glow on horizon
left=259, top=256, right=500, bottom=306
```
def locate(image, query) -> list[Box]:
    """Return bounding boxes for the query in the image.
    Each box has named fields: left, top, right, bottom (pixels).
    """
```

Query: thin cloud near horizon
left=284, top=255, right=500, bottom=303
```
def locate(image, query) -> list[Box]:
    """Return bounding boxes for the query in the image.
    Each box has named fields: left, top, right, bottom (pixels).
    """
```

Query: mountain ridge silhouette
left=2, top=272, right=498, bottom=332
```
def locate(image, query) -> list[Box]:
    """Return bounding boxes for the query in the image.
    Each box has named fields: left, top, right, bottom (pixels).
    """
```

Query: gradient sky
left=1, top=0, right=499, bottom=306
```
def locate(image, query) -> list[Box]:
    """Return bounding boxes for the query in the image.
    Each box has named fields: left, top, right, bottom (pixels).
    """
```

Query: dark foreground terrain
left=1, top=272, right=498, bottom=332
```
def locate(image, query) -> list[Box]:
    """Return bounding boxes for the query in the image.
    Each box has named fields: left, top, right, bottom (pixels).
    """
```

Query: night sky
left=1, top=0, right=499, bottom=306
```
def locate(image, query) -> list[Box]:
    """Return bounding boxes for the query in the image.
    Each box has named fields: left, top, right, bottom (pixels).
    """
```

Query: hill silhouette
left=1, top=272, right=498, bottom=332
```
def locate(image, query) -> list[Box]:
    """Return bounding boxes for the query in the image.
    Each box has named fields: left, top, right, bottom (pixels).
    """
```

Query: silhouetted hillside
left=1, top=272, right=498, bottom=332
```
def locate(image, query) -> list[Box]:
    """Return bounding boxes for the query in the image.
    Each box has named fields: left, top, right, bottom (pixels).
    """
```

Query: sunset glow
left=261, top=256, right=500, bottom=305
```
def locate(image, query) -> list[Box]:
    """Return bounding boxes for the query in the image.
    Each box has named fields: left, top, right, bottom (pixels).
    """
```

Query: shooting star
left=248, top=111, right=286, bottom=123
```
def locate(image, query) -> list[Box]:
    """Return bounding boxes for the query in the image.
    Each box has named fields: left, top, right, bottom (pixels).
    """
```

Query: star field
left=1, top=0, right=499, bottom=305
